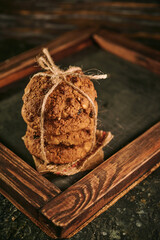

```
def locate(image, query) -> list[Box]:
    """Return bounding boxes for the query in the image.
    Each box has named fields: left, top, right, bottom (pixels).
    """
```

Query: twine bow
left=36, top=48, right=108, bottom=164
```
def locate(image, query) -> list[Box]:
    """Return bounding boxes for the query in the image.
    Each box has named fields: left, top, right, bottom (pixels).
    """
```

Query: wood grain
left=41, top=122, right=160, bottom=238
left=93, top=29, right=160, bottom=75
left=3, top=2, right=160, bottom=10
left=1, top=26, right=160, bottom=90
left=0, top=143, right=61, bottom=238
left=0, top=28, right=95, bottom=88
left=5, top=8, right=160, bottom=21
left=64, top=161, right=160, bottom=239
left=1, top=1, right=160, bottom=59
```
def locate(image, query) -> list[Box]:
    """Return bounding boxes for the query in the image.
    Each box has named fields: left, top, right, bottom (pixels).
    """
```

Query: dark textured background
left=0, top=1, right=160, bottom=240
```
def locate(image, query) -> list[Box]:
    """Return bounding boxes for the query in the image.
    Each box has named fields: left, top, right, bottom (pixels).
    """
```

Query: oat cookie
left=25, top=126, right=94, bottom=146
left=23, top=131, right=93, bottom=164
left=21, top=49, right=111, bottom=170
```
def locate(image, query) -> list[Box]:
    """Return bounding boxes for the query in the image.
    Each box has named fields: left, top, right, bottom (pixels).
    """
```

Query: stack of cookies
left=22, top=69, right=98, bottom=165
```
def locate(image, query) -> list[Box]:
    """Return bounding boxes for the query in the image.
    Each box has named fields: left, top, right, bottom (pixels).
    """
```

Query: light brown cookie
left=33, top=130, right=113, bottom=176
left=23, top=131, right=93, bottom=164
left=44, top=109, right=96, bottom=135
left=22, top=71, right=97, bottom=126
left=22, top=69, right=98, bottom=165
left=45, top=141, right=93, bottom=164
left=25, top=126, right=94, bottom=146
left=22, top=100, right=97, bottom=135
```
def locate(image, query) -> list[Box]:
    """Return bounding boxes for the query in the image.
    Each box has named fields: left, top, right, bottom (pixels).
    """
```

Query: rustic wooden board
left=41, top=122, right=160, bottom=238
left=0, top=28, right=160, bottom=239
left=94, top=29, right=160, bottom=75
left=0, top=143, right=61, bottom=238
left=0, top=28, right=95, bottom=88
left=1, top=1, right=160, bottom=53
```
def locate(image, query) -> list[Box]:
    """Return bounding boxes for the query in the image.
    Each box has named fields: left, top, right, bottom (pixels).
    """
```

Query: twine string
left=36, top=48, right=107, bottom=164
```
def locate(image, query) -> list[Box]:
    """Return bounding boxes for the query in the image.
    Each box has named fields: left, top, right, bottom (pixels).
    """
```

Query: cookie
left=22, top=71, right=97, bottom=126
left=22, top=72, right=98, bottom=135
left=23, top=131, right=93, bottom=164
left=22, top=100, right=97, bottom=135
left=25, top=126, right=94, bottom=146
left=22, top=66, right=98, bottom=165
left=45, top=141, right=93, bottom=164
left=43, top=109, right=96, bottom=135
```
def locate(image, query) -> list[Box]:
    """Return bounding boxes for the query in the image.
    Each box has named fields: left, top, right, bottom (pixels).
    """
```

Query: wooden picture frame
left=0, top=28, right=160, bottom=239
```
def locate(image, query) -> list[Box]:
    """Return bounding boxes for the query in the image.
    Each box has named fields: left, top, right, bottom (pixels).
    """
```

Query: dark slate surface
left=0, top=1, right=160, bottom=239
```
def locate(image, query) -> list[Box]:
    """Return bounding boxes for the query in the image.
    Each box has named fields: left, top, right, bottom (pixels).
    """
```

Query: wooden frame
left=0, top=28, right=160, bottom=239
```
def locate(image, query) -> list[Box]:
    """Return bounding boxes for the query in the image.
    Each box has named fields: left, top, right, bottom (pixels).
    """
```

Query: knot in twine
left=36, top=48, right=108, bottom=165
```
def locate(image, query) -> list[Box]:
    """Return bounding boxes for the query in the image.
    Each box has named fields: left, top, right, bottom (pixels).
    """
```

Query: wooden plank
left=93, top=29, right=160, bottom=75
left=93, top=2, right=160, bottom=8
left=0, top=143, right=61, bottom=238
left=2, top=19, right=159, bottom=44
left=5, top=9, right=160, bottom=21
left=1, top=10, right=159, bottom=40
left=41, top=122, right=160, bottom=238
left=1, top=3, right=159, bottom=37
left=63, top=161, right=160, bottom=239
left=124, top=32, right=160, bottom=40
left=2, top=2, right=160, bottom=12
left=0, top=28, right=95, bottom=88
left=0, top=142, right=61, bottom=208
